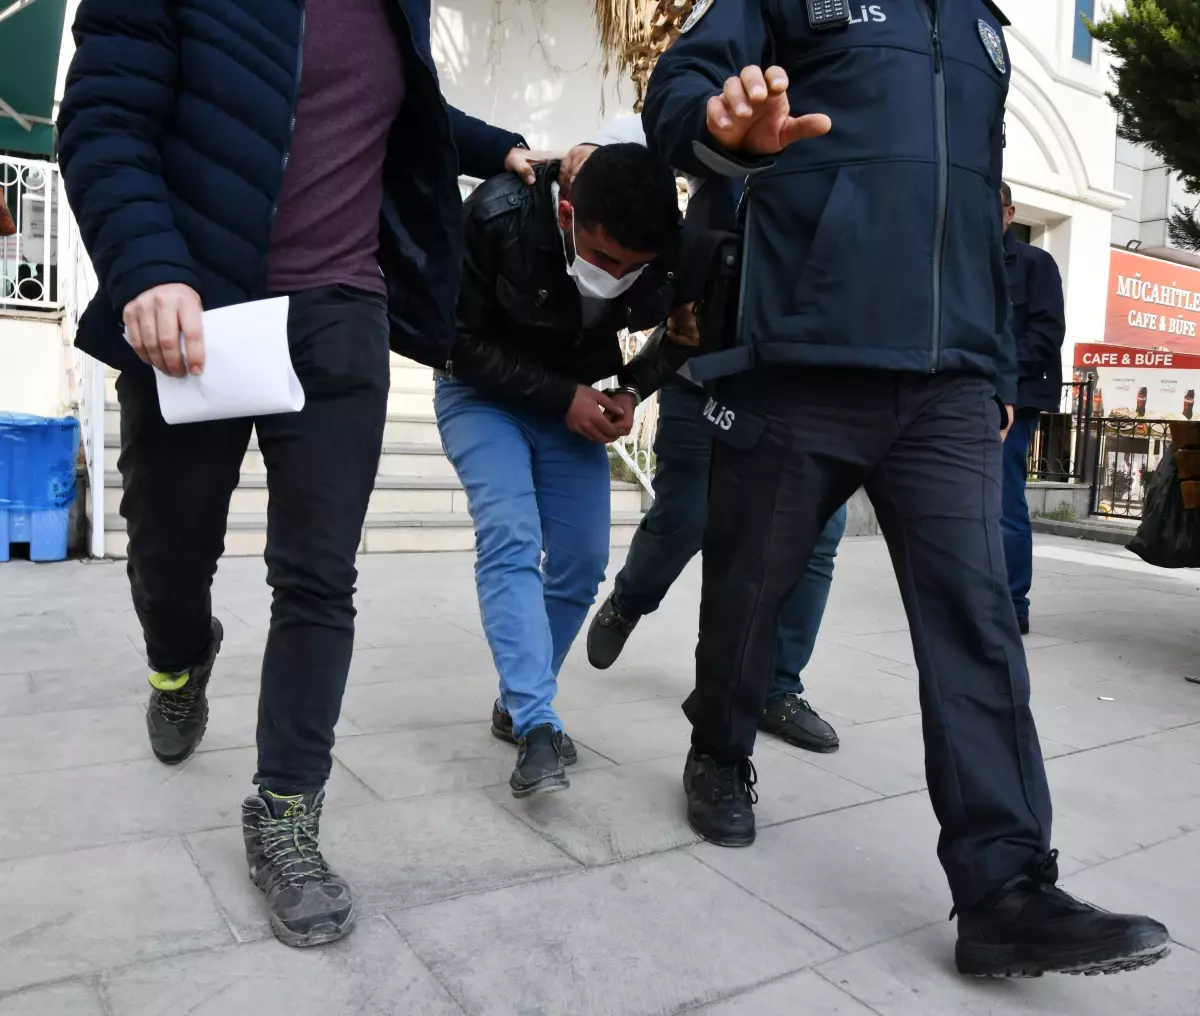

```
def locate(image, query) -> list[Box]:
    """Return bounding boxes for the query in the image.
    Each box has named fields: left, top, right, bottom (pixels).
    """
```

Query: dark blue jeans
left=1000, top=409, right=1040, bottom=621
left=613, top=384, right=846, bottom=702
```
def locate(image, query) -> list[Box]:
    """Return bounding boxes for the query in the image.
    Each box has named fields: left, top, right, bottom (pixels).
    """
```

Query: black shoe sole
left=270, top=911, right=356, bottom=949
left=492, top=723, right=578, bottom=765
left=687, top=815, right=756, bottom=848
left=510, top=772, right=569, bottom=798
left=757, top=720, right=839, bottom=754
left=956, top=939, right=1170, bottom=978
left=248, top=870, right=357, bottom=948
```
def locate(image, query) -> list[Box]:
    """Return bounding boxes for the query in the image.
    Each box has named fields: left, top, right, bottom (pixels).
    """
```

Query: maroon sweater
left=266, top=0, right=405, bottom=296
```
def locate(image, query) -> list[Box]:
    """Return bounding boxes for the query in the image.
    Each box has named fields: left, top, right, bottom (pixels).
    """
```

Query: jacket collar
left=533, top=162, right=566, bottom=253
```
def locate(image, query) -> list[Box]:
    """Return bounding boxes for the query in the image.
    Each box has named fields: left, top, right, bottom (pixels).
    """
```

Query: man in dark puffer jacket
left=58, top=0, right=543, bottom=949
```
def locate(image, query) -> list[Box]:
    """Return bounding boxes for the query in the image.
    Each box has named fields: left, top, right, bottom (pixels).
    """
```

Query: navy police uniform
left=643, top=0, right=1053, bottom=911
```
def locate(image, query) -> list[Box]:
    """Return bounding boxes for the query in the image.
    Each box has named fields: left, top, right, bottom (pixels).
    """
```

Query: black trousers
left=117, top=285, right=389, bottom=794
left=686, top=368, right=1052, bottom=909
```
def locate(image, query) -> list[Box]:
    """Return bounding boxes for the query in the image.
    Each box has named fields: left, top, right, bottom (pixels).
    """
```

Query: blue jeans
left=1001, top=409, right=1040, bottom=620
left=613, top=384, right=847, bottom=702
left=435, top=379, right=611, bottom=736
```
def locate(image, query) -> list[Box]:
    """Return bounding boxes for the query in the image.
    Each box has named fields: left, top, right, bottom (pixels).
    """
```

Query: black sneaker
left=510, top=724, right=570, bottom=798
left=243, top=789, right=356, bottom=949
left=491, top=700, right=577, bottom=764
left=758, top=694, right=840, bottom=753
left=1018, top=616, right=1030, bottom=636
left=145, top=619, right=224, bottom=764
left=683, top=748, right=757, bottom=848
left=586, top=593, right=640, bottom=669
left=956, top=851, right=1170, bottom=977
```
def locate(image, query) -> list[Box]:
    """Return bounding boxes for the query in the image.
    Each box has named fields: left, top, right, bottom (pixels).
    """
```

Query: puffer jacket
left=644, top=0, right=1018, bottom=402
left=449, top=163, right=684, bottom=417
left=57, top=0, right=526, bottom=374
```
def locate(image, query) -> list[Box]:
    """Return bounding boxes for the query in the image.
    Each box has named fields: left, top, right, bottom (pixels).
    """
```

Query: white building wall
left=0, top=315, right=71, bottom=417
left=1001, top=0, right=1126, bottom=363
left=432, top=0, right=633, bottom=152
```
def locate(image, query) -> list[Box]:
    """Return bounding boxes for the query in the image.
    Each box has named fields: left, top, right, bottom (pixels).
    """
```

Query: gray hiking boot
left=242, top=788, right=356, bottom=948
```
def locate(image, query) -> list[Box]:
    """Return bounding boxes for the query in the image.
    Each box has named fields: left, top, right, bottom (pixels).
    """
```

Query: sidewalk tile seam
left=1044, top=729, right=1200, bottom=762
left=820, top=708, right=924, bottom=729
left=754, top=786, right=930, bottom=837
left=667, top=966, right=885, bottom=1016
left=181, top=833, right=246, bottom=947
left=566, top=737, right=623, bottom=766
left=380, top=913, right=470, bottom=1016
left=684, top=845, right=849, bottom=959
left=0, top=975, right=108, bottom=1013
left=754, top=741, right=891, bottom=802
left=811, top=966, right=889, bottom=1016
left=325, top=751, right=388, bottom=805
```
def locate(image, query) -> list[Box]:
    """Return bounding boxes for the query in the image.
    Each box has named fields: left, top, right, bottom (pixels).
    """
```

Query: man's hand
left=1001, top=405, right=1015, bottom=442
left=706, top=66, right=831, bottom=155
left=565, top=384, right=623, bottom=443
left=123, top=283, right=204, bottom=377
left=667, top=303, right=700, bottom=348
left=605, top=391, right=639, bottom=438
left=505, top=147, right=562, bottom=185
left=558, top=143, right=598, bottom=197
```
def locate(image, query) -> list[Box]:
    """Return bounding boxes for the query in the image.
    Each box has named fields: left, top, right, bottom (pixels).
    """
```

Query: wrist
left=609, top=384, right=642, bottom=405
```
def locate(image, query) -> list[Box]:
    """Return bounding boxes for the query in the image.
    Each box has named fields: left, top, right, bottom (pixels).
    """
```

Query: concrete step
left=102, top=472, right=645, bottom=517
left=104, top=402, right=440, bottom=444
left=102, top=510, right=646, bottom=559
left=1031, top=515, right=1139, bottom=546
left=103, top=434, right=458, bottom=479
left=387, top=388, right=434, bottom=415
left=389, top=359, right=436, bottom=391
left=106, top=376, right=435, bottom=414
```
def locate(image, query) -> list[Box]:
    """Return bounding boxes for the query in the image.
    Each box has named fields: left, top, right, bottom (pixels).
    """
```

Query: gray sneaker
left=242, top=789, right=356, bottom=948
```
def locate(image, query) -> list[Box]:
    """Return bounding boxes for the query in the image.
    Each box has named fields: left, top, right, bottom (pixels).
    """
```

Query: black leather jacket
left=448, top=163, right=683, bottom=417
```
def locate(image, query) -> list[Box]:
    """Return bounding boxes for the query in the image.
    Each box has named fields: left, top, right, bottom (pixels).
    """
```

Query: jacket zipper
left=921, top=0, right=948, bottom=374
left=261, top=3, right=306, bottom=289
left=271, top=4, right=307, bottom=230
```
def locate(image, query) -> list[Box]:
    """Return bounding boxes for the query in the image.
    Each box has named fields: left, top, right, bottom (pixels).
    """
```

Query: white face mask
left=563, top=219, right=646, bottom=301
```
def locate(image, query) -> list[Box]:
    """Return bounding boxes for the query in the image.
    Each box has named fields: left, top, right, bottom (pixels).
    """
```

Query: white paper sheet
left=149, top=297, right=305, bottom=425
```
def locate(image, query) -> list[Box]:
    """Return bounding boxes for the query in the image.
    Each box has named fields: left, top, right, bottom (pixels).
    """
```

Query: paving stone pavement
left=0, top=534, right=1198, bottom=1015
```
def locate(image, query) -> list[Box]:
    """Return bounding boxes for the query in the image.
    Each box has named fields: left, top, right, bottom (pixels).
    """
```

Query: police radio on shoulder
left=807, top=0, right=852, bottom=30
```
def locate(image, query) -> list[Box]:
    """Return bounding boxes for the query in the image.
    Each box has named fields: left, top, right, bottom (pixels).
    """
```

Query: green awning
left=0, top=0, right=69, bottom=156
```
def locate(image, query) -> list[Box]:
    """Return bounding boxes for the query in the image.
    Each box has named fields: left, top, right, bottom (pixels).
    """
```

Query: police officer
left=1000, top=182, right=1066, bottom=635
left=643, top=0, right=1168, bottom=978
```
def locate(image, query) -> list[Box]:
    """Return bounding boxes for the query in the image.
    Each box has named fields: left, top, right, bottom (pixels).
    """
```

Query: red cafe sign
left=1074, top=342, right=1200, bottom=420
left=1106, top=248, right=1200, bottom=354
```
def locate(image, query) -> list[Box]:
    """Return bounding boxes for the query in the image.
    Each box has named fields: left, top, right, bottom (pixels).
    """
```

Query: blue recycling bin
left=0, top=413, right=80, bottom=563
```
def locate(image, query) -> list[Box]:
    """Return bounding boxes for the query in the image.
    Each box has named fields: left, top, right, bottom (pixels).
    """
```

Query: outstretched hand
left=706, top=66, right=831, bottom=155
